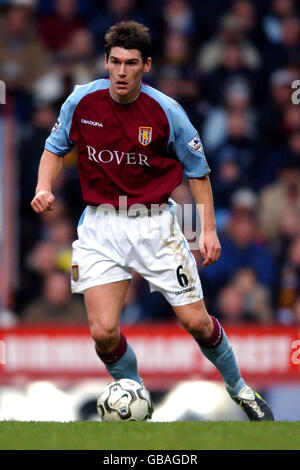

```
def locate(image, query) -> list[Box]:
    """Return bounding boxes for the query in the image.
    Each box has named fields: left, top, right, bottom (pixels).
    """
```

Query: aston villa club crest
left=72, top=264, right=79, bottom=282
left=138, top=127, right=152, bottom=146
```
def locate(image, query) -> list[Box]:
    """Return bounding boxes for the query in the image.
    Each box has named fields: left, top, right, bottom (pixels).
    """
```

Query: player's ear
left=144, top=57, right=152, bottom=73
left=105, top=55, right=109, bottom=70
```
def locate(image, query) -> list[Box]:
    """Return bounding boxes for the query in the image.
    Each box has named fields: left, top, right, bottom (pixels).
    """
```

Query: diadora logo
left=81, top=118, right=103, bottom=127
left=86, top=146, right=150, bottom=166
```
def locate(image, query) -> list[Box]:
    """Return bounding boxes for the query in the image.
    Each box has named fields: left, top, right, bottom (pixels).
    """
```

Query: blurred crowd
left=0, top=0, right=300, bottom=326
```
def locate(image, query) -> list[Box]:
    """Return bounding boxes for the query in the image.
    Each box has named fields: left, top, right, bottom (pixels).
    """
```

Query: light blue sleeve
left=168, top=101, right=211, bottom=178
left=45, top=90, right=78, bottom=156
left=45, top=79, right=110, bottom=157
left=141, top=84, right=210, bottom=178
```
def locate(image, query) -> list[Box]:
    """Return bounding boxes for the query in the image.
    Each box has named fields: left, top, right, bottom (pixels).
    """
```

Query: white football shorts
left=71, top=200, right=203, bottom=306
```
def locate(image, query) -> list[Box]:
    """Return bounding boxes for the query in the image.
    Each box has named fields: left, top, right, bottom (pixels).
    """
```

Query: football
left=97, top=378, right=153, bottom=422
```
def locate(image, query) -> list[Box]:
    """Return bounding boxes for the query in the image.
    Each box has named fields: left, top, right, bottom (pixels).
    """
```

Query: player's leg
left=173, top=299, right=274, bottom=421
left=173, top=300, right=245, bottom=392
left=134, top=205, right=273, bottom=420
left=71, top=206, right=142, bottom=384
left=84, top=280, right=142, bottom=384
left=173, top=299, right=245, bottom=393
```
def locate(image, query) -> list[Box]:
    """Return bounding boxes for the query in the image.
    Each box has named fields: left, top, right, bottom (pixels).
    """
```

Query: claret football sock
left=196, top=316, right=246, bottom=396
left=95, top=331, right=142, bottom=384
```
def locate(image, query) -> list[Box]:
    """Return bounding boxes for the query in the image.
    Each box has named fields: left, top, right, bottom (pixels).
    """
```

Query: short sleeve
left=168, top=102, right=211, bottom=178
left=45, top=91, right=77, bottom=157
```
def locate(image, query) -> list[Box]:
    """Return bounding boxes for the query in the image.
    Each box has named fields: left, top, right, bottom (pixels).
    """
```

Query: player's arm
left=31, top=149, right=64, bottom=213
left=31, top=88, right=77, bottom=214
left=166, top=99, right=221, bottom=266
left=188, top=175, right=221, bottom=268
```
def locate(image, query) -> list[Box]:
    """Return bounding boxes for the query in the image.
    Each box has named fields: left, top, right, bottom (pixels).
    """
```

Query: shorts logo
left=175, top=286, right=196, bottom=295
left=72, top=264, right=79, bottom=282
left=139, top=127, right=152, bottom=146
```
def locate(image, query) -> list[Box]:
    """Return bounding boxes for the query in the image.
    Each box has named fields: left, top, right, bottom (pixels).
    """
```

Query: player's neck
left=109, top=85, right=141, bottom=104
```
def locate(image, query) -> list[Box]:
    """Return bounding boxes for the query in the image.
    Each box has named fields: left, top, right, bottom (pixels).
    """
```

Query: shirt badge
left=52, top=117, right=62, bottom=132
left=138, top=127, right=152, bottom=146
left=187, top=134, right=203, bottom=153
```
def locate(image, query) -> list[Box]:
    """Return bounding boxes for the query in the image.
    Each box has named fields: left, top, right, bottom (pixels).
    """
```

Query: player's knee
left=182, top=312, right=212, bottom=339
left=90, top=323, right=119, bottom=352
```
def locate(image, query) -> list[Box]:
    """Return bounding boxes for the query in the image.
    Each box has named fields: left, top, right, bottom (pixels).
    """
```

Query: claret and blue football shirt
left=45, top=79, right=210, bottom=208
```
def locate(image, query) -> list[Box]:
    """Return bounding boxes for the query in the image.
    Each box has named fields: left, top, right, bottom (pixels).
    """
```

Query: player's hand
left=199, top=230, right=221, bottom=267
left=31, top=190, right=55, bottom=213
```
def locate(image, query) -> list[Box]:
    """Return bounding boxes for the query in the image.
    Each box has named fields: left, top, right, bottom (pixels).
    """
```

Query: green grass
left=0, top=421, right=300, bottom=450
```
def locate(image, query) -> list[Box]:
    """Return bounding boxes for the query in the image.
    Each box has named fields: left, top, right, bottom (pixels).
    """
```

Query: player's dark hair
left=105, top=21, right=151, bottom=63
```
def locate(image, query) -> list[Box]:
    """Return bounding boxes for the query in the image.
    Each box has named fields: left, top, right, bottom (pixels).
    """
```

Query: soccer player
left=31, top=21, right=274, bottom=421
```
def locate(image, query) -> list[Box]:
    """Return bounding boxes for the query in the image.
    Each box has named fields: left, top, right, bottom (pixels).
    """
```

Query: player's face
left=105, top=47, right=151, bottom=103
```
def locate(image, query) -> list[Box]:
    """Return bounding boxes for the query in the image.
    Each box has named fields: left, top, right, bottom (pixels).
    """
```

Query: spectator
left=263, top=15, right=300, bottom=74
left=42, top=218, right=75, bottom=273
left=215, top=284, right=250, bottom=324
left=203, top=39, right=260, bottom=105
left=257, top=69, right=295, bottom=153
left=209, top=110, right=259, bottom=217
left=276, top=206, right=300, bottom=269
left=19, top=102, right=57, bottom=213
left=232, top=267, right=274, bottom=323
left=34, top=26, right=99, bottom=107
left=21, top=270, right=86, bottom=324
left=197, top=14, right=260, bottom=74
left=201, top=212, right=276, bottom=296
left=209, top=153, right=242, bottom=216
left=230, top=187, right=258, bottom=217
left=17, top=211, right=74, bottom=311
left=263, top=0, right=297, bottom=44
left=230, top=0, right=266, bottom=48
left=160, top=31, right=193, bottom=70
left=58, top=27, right=98, bottom=85
left=257, top=120, right=300, bottom=190
left=282, top=103, right=300, bottom=137
left=26, top=241, right=58, bottom=277
left=258, top=155, right=300, bottom=245
left=162, top=0, right=195, bottom=38
left=0, top=4, right=49, bottom=92
left=0, top=3, right=49, bottom=120
left=16, top=240, right=59, bottom=311
left=89, top=0, right=149, bottom=54
left=212, top=187, right=258, bottom=232
left=276, top=235, right=300, bottom=323
left=202, top=78, right=256, bottom=153
left=37, top=0, right=84, bottom=52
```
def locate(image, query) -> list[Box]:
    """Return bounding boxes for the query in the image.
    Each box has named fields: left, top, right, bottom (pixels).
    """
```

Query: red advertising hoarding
left=0, top=323, right=299, bottom=388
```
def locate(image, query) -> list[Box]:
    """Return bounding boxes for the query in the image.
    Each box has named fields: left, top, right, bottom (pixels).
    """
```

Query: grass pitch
left=0, top=421, right=300, bottom=450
